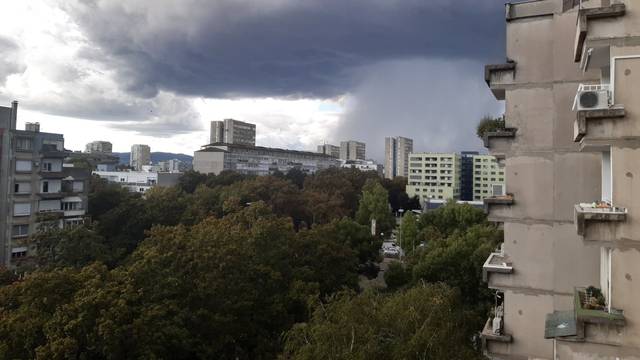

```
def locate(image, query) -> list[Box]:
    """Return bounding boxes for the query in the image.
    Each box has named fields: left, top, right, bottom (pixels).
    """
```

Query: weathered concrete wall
left=193, top=151, right=225, bottom=175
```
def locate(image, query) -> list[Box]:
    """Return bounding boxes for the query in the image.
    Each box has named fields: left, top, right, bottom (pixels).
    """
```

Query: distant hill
left=113, top=152, right=193, bottom=165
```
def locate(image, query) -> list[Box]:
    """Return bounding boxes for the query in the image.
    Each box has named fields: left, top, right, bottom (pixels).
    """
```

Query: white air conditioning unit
left=574, top=84, right=610, bottom=111
left=492, top=184, right=505, bottom=197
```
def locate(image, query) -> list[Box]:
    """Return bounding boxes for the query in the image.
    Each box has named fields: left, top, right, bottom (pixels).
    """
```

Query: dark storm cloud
left=61, top=0, right=505, bottom=99
left=333, top=59, right=504, bottom=161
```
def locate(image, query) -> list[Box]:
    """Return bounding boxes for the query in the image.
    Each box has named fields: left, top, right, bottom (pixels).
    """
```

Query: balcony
left=574, top=203, right=626, bottom=238
left=574, top=3, right=626, bottom=63
left=480, top=317, right=512, bottom=344
left=482, top=128, right=517, bottom=149
left=484, top=62, right=516, bottom=100
left=484, top=194, right=514, bottom=214
left=483, top=247, right=513, bottom=282
left=574, top=287, right=624, bottom=326
left=572, top=84, right=626, bottom=144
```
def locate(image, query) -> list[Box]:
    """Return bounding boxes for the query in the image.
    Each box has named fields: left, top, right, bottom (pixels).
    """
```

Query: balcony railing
left=574, top=287, right=625, bottom=326
left=483, top=246, right=513, bottom=282
left=574, top=202, right=627, bottom=237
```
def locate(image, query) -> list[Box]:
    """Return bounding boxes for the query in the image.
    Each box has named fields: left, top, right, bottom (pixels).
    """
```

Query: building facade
left=481, top=1, right=640, bottom=359
left=460, top=151, right=479, bottom=201
left=384, top=136, right=413, bottom=179
left=472, top=155, right=505, bottom=201
left=0, top=102, right=89, bottom=268
left=317, top=144, right=341, bottom=158
left=130, top=144, right=151, bottom=171
left=84, top=141, right=113, bottom=154
left=193, top=143, right=340, bottom=176
left=210, top=119, right=256, bottom=146
left=157, top=159, right=189, bottom=173
left=339, top=140, right=366, bottom=161
left=406, top=152, right=460, bottom=202
left=340, top=159, right=383, bottom=177
left=93, top=170, right=181, bottom=194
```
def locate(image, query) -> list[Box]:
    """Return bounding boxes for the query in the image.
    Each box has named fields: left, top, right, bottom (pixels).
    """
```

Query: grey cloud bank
left=334, top=59, right=503, bottom=161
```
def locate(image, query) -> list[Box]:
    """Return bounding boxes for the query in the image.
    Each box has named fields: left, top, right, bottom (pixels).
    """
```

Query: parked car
left=383, top=247, right=400, bottom=258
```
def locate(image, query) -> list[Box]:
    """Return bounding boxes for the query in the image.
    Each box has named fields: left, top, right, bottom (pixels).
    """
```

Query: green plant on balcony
left=476, top=115, right=506, bottom=139
left=583, top=286, right=606, bottom=310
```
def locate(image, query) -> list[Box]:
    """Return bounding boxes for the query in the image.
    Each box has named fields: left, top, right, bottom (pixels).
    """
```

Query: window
left=13, top=203, right=31, bottom=216
left=62, top=201, right=82, bottom=211
left=73, top=180, right=84, bottom=192
left=14, top=182, right=31, bottom=194
left=42, top=181, right=49, bottom=193
left=11, top=248, right=27, bottom=259
left=12, top=224, right=29, bottom=237
left=16, top=160, right=32, bottom=172
left=15, top=137, right=33, bottom=151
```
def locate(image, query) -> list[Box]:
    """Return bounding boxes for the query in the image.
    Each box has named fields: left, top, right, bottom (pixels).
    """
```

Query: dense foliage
left=0, top=169, right=501, bottom=359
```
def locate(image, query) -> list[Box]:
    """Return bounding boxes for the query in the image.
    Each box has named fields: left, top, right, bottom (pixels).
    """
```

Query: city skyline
left=0, top=1, right=504, bottom=160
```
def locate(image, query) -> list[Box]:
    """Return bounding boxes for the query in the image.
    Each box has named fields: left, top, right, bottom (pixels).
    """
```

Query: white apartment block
left=406, top=152, right=461, bottom=202
left=472, top=155, right=505, bottom=201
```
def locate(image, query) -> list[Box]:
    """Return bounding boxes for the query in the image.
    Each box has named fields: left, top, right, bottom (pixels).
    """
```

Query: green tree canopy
left=355, top=179, right=394, bottom=235
left=282, top=283, right=483, bottom=360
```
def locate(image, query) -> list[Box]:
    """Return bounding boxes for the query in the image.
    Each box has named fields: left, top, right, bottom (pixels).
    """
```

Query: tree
left=383, top=261, right=410, bottom=291
left=285, top=168, right=307, bottom=189
left=176, top=170, right=208, bottom=193
left=418, top=200, right=487, bottom=238
left=399, top=211, right=418, bottom=252
left=476, top=115, right=505, bottom=139
left=282, top=283, right=483, bottom=360
left=355, top=179, right=394, bottom=235
left=33, top=226, right=111, bottom=268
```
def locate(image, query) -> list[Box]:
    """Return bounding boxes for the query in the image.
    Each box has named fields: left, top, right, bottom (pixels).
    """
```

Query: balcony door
left=601, top=149, right=612, bottom=203
left=600, top=247, right=612, bottom=312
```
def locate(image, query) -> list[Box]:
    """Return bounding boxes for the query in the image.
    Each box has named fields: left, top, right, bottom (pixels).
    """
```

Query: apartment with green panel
left=406, top=152, right=460, bottom=201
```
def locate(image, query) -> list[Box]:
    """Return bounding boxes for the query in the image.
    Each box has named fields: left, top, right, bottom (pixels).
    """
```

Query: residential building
left=472, top=155, right=505, bottom=201
left=384, top=136, right=413, bottom=179
left=130, top=144, right=150, bottom=171
left=0, top=102, right=90, bottom=268
left=193, top=143, right=339, bottom=176
left=68, top=151, right=119, bottom=171
left=481, top=1, right=639, bottom=358
left=84, top=141, right=113, bottom=154
left=317, top=143, right=340, bottom=158
left=93, top=170, right=180, bottom=194
left=340, top=159, right=383, bottom=177
left=460, top=151, right=479, bottom=201
left=406, top=153, right=460, bottom=203
left=339, top=140, right=366, bottom=161
left=210, top=119, right=256, bottom=146
left=157, top=158, right=190, bottom=173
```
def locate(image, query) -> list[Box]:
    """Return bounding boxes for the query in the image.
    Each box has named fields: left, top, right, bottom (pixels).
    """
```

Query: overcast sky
left=0, top=0, right=505, bottom=160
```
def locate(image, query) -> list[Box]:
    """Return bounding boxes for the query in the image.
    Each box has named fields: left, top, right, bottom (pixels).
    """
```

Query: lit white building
left=340, top=159, right=383, bottom=177
left=406, top=152, right=461, bottom=201
left=93, top=170, right=180, bottom=194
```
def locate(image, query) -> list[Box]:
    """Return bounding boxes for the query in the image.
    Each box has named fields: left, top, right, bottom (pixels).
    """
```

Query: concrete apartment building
left=406, top=152, right=460, bottom=202
left=210, top=119, right=256, bottom=146
left=481, top=0, right=640, bottom=358
left=317, top=143, right=341, bottom=158
left=339, top=140, right=366, bottom=161
left=384, top=136, right=414, bottom=179
left=0, top=102, right=89, bottom=268
left=193, top=143, right=339, bottom=176
left=130, top=144, right=151, bottom=171
left=473, top=155, right=506, bottom=201
left=84, top=141, right=113, bottom=154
